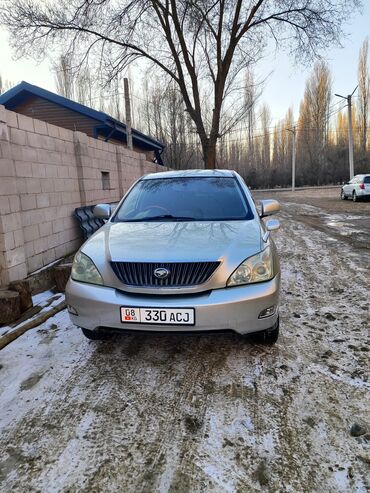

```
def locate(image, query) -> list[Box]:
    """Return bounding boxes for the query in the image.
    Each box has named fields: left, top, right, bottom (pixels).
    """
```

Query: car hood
left=82, top=219, right=262, bottom=265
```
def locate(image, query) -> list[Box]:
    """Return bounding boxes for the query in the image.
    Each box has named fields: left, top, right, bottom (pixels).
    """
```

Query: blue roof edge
left=0, top=81, right=164, bottom=151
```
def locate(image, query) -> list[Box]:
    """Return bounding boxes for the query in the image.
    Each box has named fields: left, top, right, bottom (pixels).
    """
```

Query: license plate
left=120, top=307, right=195, bottom=326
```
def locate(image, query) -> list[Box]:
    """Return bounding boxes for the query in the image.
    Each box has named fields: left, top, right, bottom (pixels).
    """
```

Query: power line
left=75, top=88, right=169, bottom=107
left=227, top=100, right=348, bottom=136
left=59, top=85, right=358, bottom=148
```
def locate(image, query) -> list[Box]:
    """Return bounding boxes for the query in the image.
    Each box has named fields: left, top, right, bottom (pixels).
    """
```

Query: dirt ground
left=254, top=187, right=370, bottom=252
left=0, top=188, right=369, bottom=493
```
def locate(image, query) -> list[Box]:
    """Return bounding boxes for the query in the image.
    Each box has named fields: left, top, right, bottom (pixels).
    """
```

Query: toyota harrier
left=66, top=170, right=281, bottom=344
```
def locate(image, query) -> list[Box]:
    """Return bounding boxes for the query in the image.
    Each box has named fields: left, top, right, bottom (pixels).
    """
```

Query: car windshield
left=113, top=176, right=253, bottom=222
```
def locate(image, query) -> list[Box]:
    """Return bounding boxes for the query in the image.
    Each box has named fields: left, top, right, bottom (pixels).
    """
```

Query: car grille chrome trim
left=110, top=261, right=220, bottom=287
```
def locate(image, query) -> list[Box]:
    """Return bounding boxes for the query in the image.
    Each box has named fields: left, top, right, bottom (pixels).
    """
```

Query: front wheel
left=81, top=328, right=112, bottom=340
left=340, top=190, right=347, bottom=200
left=353, top=191, right=358, bottom=202
left=244, top=317, right=280, bottom=345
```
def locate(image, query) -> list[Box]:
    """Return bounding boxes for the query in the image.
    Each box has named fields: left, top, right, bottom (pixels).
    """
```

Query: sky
left=0, top=2, right=369, bottom=125
left=259, top=2, right=370, bottom=122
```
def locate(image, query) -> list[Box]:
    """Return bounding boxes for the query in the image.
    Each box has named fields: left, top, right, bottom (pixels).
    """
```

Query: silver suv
left=66, top=170, right=281, bottom=344
left=341, top=174, right=370, bottom=201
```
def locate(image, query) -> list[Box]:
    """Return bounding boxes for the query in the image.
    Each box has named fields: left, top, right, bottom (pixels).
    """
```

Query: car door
left=352, top=176, right=359, bottom=195
left=343, top=177, right=356, bottom=196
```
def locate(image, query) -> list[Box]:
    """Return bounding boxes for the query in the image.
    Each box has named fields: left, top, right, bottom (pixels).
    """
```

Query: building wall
left=14, top=96, right=97, bottom=137
left=14, top=96, right=156, bottom=161
left=0, top=105, right=166, bottom=287
left=97, top=135, right=155, bottom=162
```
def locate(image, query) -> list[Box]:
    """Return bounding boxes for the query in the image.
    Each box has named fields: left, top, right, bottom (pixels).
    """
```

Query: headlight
left=227, top=246, right=274, bottom=286
left=71, top=252, right=103, bottom=285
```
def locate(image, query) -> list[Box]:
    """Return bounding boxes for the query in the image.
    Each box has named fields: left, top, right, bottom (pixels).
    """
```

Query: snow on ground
left=0, top=198, right=369, bottom=493
left=32, top=290, right=57, bottom=307
left=0, top=292, right=64, bottom=338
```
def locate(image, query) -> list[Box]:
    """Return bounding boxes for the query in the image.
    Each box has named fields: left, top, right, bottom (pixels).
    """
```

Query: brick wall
left=0, top=105, right=166, bottom=287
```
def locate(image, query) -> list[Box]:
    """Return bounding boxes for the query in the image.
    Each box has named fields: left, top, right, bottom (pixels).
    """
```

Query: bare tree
left=1, top=0, right=360, bottom=168
left=104, top=74, right=124, bottom=121
left=53, top=54, right=101, bottom=109
left=135, top=75, right=202, bottom=168
left=75, top=67, right=95, bottom=107
left=297, top=61, right=332, bottom=184
left=54, top=54, right=75, bottom=99
left=272, top=108, right=294, bottom=185
left=260, top=103, right=271, bottom=169
left=0, top=74, right=14, bottom=94
left=244, top=67, right=257, bottom=173
left=357, top=38, right=369, bottom=154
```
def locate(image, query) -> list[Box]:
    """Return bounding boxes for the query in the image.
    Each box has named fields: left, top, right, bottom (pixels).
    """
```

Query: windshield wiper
left=124, top=214, right=196, bottom=222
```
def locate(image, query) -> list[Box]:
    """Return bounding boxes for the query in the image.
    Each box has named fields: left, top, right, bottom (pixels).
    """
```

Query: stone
left=321, top=350, right=333, bottom=359
left=53, top=263, right=72, bottom=293
left=350, top=422, right=367, bottom=437
left=8, top=280, right=33, bottom=313
left=0, top=290, right=21, bottom=325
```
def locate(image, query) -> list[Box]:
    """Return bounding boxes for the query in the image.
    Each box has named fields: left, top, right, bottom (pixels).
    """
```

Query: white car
left=341, top=174, right=370, bottom=201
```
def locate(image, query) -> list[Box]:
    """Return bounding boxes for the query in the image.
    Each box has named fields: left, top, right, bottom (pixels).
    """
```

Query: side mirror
left=265, top=218, right=280, bottom=232
left=260, top=199, right=280, bottom=218
left=93, top=204, right=111, bottom=220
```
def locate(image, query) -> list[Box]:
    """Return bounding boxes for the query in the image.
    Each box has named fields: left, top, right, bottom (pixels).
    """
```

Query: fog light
left=67, top=305, right=78, bottom=316
left=258, top=306, right=275, bottom=319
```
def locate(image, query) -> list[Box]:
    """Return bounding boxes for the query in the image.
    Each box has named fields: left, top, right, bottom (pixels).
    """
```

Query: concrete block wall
left=0, top=105, right=166, bottom=287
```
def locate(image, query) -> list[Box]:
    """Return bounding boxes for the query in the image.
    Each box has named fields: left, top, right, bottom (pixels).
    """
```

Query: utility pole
left=287, top=126, right=297, bottom=191
left=335, top=86, right=358, bottom=180
left=124, top=77, right=133, bottom=150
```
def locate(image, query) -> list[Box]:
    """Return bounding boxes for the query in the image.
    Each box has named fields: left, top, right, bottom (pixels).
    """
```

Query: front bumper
left=65, top=276, right=280, bottom=336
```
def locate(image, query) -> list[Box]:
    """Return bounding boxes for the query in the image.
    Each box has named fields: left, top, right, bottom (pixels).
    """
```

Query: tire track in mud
left=139, top=339, right=229, bottom=493
left=80, top=336, right=230, bottom=493
left=266, top=208, right=370, bottom=493
left=0, top=336, right=112, bottom=491
left=1, top=331, right=236, bottom=492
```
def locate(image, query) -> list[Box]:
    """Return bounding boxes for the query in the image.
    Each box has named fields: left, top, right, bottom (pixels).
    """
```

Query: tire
left=340, top=190, right=347, bottom=200
left=353, top=191, right=358, bottom=202
left=244, top=317, right=280, bottom=345
left=81, top=328, right=112, bottom=340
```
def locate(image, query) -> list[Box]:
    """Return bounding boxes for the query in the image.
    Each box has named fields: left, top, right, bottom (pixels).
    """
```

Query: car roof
left=143, top=169, right=236, bottom=180
left=355, top=174, right=370, bottom=178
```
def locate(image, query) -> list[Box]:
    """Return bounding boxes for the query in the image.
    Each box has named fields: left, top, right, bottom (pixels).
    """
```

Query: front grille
left=110, top=261, right=220, bottom=287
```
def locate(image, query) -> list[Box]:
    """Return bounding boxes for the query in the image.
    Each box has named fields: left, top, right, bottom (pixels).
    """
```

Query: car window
left=113, top=177, right=253, bottom=222
left=364, top=176, right=370, bottom=184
